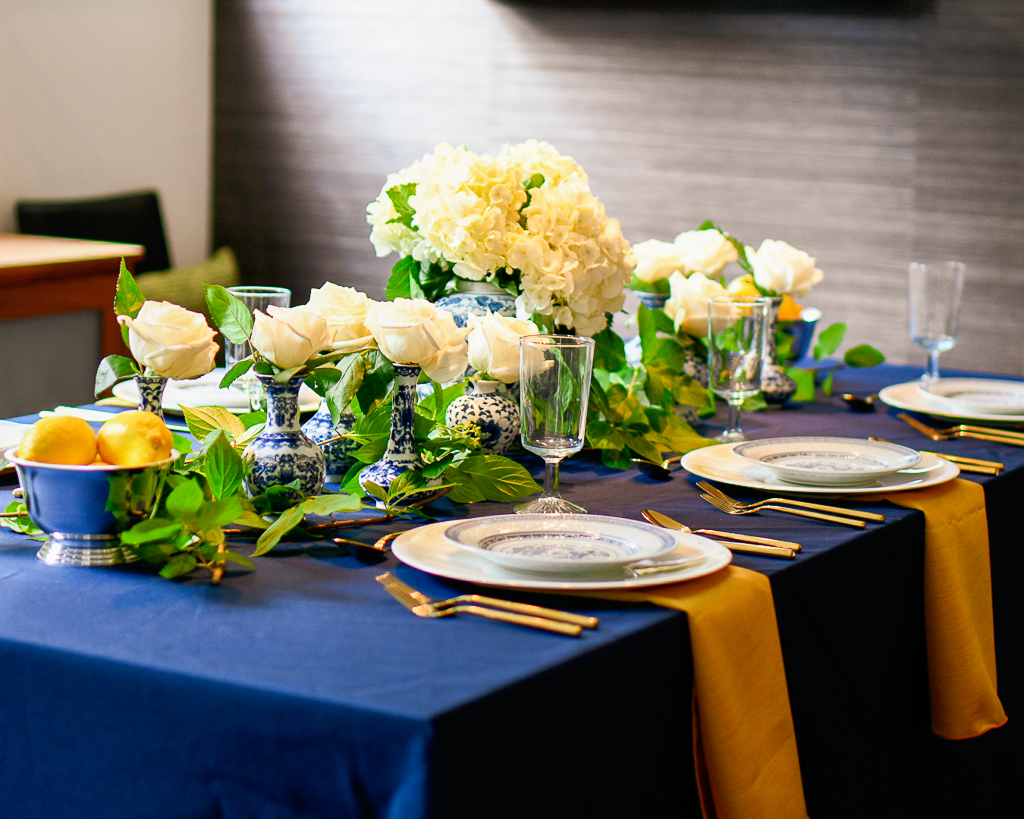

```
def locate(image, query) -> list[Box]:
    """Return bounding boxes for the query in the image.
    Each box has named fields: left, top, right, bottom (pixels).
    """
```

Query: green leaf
left=170, top=433, right=193, bottom=457
left=844, top=344, right=885, bottom=368
left=385, top=256, right=420, bottom=301
left=787, top=367, right=816, bottom=402
left=523, top=172, right=545, bottom=192
left=592, top=327, right=627, bottom=373
left=219, top=357, right=254, bottom=389
left=385, top=182, right=417, bottom=230
left=325, top=355, right=365, bottom=425
left=94, top=354, right=140, bottom=397
left=239, top=411, right=267, bottom=430
left=822, top=371, right=835, bottom=396
left=300, top=493, right=362, bottom=516
left=445, top=455, right=542, bottom=503
left=813, top=323, right=847, bottom=360
left=205, top=284, right=253, bottom=344
left=637, top=303, right=658, bottom=365
left=159, top=553, right=199, bottom=579
left=0, top=501, right=42, bottom=536
left=651, top=308, right=676, bottom=335
left=202, top=430, right=245, bottom=500
left=114, top=259, right=146, bottom=321
left=120, top=518, right=184, bottom=545
left=165, top=479, right=205, bottom=519
left=250, top=503, right=303, bottom=556
left=233, top=509, right=272, bottom=530
left=418, top=260, right=454, bottom=303
left=627, top=275, right=671, bottom=295
left=212, top=550, right=255, bottom=570
left=741, top=392, right=768, bottom=412
left=181, top=406, right=245, bottom=443
left=356, top=350, right=395, bottom=414
left=196, top=497, right=244, bottom=532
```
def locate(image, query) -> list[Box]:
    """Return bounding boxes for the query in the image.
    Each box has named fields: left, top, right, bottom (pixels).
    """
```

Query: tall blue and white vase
left=243, top=374, right=325, bottom=500
left=302, top=400, right=359, bottom=482
left=359, top=364, right=439, bottom=506
left=134, top=374, right=168, bottom=420
left=760, top=297, right=798, bottom=405
left=445, top=380, right=519, bottom=455
left=434, top=279, right=516, bottom=328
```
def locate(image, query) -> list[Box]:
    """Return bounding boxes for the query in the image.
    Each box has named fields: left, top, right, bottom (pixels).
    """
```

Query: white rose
left=305, top=283, right=375, bottom=353
left=665, top=272, right=730, bottom=337
left=364, top=298, right=469, bottom=383
left=631, top=239, right=686, bottom=283
left=250, top=305, right=336, bottom=370
left=117, top=300, right=218, bottom=380
left=673, top=229, right=738, bottom=275
left=747, top=239, right=824, bottom=297
left=466, top=313, right=539, bottom=384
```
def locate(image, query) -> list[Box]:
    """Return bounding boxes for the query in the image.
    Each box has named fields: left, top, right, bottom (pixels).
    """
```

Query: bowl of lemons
left=4, top=411, right=176, bottom=566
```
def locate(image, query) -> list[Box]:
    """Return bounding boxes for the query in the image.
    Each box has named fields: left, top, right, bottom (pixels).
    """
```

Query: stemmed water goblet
left=908, top=261, right=966, bottom=384
left=707, top=295, right=771, bottom=443
left=224, top=286, right=292, bottom=409
left=515, top=335, right=595, bottom=515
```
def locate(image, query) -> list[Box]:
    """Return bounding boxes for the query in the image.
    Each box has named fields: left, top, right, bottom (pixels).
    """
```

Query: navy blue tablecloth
left=0, top=363, right=1021, bottom=818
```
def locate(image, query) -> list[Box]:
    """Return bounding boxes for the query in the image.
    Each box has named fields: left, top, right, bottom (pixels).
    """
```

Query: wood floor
left=214, top=0, right=1024, bottom=375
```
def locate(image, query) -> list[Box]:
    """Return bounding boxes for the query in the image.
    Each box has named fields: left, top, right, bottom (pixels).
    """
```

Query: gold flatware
left=376, top=572, right=582, bottom=636
left=898, top=413, right=1024, bottom=446
left=696, top=481, right=885, bottom=522
left=867, top=438, right=1002, bottom=473
left=631, top=455, right=683, bottom=480
left=642, top=509, right=798, bottom=559
left=331, top=531, right=404, bottom=553
left=701, top=492, right=865, bottom=528
left=641, top=508, right=801, bottom=551
left=380, top=571, right=598, bottom=629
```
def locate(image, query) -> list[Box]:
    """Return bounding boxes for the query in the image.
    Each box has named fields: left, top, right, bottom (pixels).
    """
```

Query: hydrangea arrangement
left=367, top=140, right=635, bottom=336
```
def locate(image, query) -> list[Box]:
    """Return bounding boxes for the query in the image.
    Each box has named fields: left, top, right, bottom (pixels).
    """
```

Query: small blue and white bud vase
left=359, top=364, right=439, bottom=506
left=243, top=373, right=325, bottom=501
left=134, top=374, right=168, bottom=419
left=760, top=297, right=798, bottom=404
left=445, top=379, right=519, bottom=455
left=302, top=400, right=359, bottom=482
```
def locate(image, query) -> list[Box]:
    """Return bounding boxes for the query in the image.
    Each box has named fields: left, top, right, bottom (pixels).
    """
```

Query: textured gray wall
left=214, top=0, right=1024, bottom=374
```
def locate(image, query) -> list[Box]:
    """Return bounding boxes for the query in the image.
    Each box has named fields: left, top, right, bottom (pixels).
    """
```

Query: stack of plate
left=879, top=378, right=1024, bottom=427
left=391, top=514, right=732, bottom=591
left=681, top=436, right=959, bottom=495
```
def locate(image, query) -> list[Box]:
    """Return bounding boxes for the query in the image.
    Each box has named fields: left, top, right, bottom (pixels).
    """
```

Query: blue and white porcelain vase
left=242, top=374, right=325, bottom=500
left=359, top=364, right=439, bottom=505
left=134, top=374, right=168, bottom=420
left=434, top=279, right=516, bottom=328
left=760, top=297, right=798, bottom=405
left=445, top=379, right=520, bottom=455
left=302, top=400, right=359, bottom=483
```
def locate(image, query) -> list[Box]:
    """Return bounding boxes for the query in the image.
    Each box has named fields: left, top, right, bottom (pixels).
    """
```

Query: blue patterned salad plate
left=441, top=514, right=680, bottom=575
left=733, top=436, right=921, bottom=486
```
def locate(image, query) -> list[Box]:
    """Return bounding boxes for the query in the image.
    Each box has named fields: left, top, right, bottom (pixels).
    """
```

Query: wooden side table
left=0, top=233, right=145, bottom=358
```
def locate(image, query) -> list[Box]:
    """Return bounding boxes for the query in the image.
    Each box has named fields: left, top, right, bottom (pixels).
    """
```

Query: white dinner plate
left=681, top=443, right=959, bottom=495
left=0, top=420, right=31, bottom=475
left=441, top=514, right=680, bottom=575
left=732, top=437, right=921, bottom=486
left=918, top=378, right=1024, bottom=416
left=113, top=368, right=321, bottom=416
left=879, top=380, right=1024, bottom=427
left=391, top=520, right=732, bottom=590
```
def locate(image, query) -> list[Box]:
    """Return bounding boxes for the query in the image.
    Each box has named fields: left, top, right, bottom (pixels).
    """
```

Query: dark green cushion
left=136, top=246, right=240, bottom=316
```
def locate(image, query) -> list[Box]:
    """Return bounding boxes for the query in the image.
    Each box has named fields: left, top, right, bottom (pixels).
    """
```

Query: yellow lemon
left=778, top=295, right=804, bottom=322
left=727, top=274, right=761, bottom=297
left=97, top=411, right=173, bottom=467
left=18, top=416, right=98, bottom=465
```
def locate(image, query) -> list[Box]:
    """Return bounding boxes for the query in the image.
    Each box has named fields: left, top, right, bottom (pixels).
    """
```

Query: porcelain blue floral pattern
left=134, top=374, right=168, bottom=419
left=302, top=400, right=359, bottom=482
left=359, top=364, right=440, bottom=505
left=445, top=380, right=520, bottom=455
left=243, top=374, right=325, bottom=500
left=434, top=289, right=516, bottom=328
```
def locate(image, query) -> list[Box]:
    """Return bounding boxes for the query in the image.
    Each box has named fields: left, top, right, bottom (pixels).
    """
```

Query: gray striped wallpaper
left=214, top=0, right=1024, bottom=374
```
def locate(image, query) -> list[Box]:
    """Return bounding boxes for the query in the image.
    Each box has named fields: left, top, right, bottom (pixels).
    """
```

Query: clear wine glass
left=908, top=261, right=966, bottom=384
left=707, top=295, right=771, bottom=443
left=224, top=286, right=291, bottom=410
left=515, top=335, right=595, bottom=515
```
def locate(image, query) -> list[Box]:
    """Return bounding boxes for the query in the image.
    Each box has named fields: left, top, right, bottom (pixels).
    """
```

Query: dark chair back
left=16, top=190, right=172, bottom=274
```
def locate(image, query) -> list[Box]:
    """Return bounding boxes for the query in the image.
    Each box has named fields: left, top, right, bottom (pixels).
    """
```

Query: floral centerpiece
left=367, top=140, right=634, bottom=336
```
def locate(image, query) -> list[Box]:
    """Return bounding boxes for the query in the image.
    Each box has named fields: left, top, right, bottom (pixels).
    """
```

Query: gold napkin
left=587, top=566, right=808, bottom=819
left=882, top=479, right=1007, bottom=739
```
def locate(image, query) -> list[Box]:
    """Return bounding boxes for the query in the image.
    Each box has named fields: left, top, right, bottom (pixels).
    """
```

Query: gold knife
left=643, top=509, right=797, bottom=559
left=899, top=413, right=1024, bottom=446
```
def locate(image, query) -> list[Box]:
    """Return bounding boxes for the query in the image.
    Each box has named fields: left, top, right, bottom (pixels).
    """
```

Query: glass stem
left=927, top=350, right=941, bottom=381
left=725, top=399, right=743, bottom=438
left=542, top=459, right=561, bottom=498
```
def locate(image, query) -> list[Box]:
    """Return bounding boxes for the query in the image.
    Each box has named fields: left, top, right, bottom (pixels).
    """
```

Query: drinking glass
left=515, top=335, right=595, bottom=515
left=224, top=286, right=291, bottom=409
left=707, top=295, right=771, bottom=443
left=908, top=261, right=965, bottom=383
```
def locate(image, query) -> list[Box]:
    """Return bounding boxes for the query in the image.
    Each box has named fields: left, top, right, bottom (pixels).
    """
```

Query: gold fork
left=701, top=492, right=866, bottom=528
left=697, top=481, right=885, bottom=522
left=376, top=573, right=583, bottom=636
left=380, top=571, right=598, bottom=628
left=898, top=413, right=1024, bottom=446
